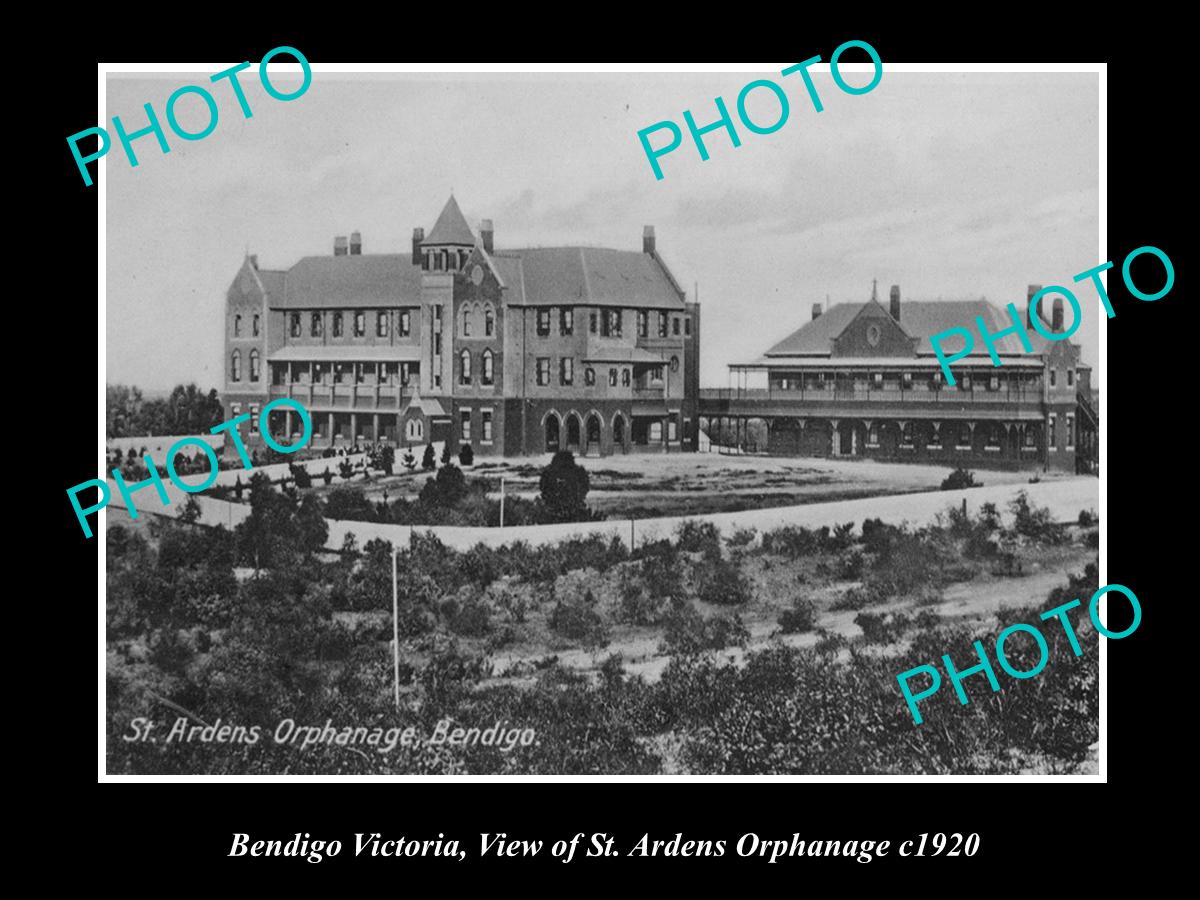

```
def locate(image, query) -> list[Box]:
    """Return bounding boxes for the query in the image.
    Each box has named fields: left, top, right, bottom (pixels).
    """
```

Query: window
left=1025, top=427, right=1037, bottom=448
left=354, top=311, right=365, bottom=337
left=901, top=422, right=914, bottom=447
left=434, top=331, right=442, bottom=355
left=986, top=426, right=1002, bottom=449
left=249, top=404, right=259, bottom=433
left=230, top=350, right=241, bottom=381
left=400, top=362, right=413, bottom=386
left=537, top=309, right=551, bottom=336
left=536, top=358, right=550, bottom=386
left=1050, top=368, right=1057, bottom=387
left=560, top=357, right=574, bottom=385
left=637, top=310, right=648, bottom=337
left=290, top=313, right=301, bottom=337
left=929, top=372, right=940, bottom=390
left=398, top=311, right=411, bottom=337
left=311, top=313, right=323, bottom=337
left=868, top=424, right=880, bottom=446
left=459, top=350, right=472, bottom=385
left=460, top=410, right=472, bottom=442
left=622, top=368, right=631, bottom=386
left=989, top=375, right=1000, bottom=391
left=434, top=305, right=443, bottom=324
left=649, top=421, right=662, bottom=442
left=672, top=316, right=681, bottom=336
left=377, top=311, right=389, bottom=337
left=601, top=309, right=622, bottom=337
left=406, top=418, right=423, bottom=441
left=1067, top=368, right=1075, bottom=387
left=873, top=372, right=883, bottom=386
left=608, top=368, right=618, bottom=387
left=481, top=349, right=494, bottom=385
left=1066, top=414, right=1075, bottom=448
left=957, top=425, right=972, bottom=449
left=485, top=307, right=495, bottom=337
left=252, top=314, right=260, bottom=337
left=650, top=365, right=664, bottom=383
left=233, top=314, right=242, bottom=337
left=560, top=308, right=573, bottom=336
left=481, top=410, right=493, bottom=443
left=658, top=311, right=669, bottom=337
left=249, top=349, right=260, bottom=382
left=670, top=355, right=680, bottom=373
left=333, top=312, right=343, bottom=337
left=684, top=317, right=692, bottom=336
left=462, top=306, right=473, bottom=337
left=589, top=311, right=598, bottom=334
left=1048, top=414, right=1057, bottom=448
left=668, top=418, right=678, bottom=441
left=961, top=375, right=972, bottom=390
left=585, top=367, right=596, bottom=386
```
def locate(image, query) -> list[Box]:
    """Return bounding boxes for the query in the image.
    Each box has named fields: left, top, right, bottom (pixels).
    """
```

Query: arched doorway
left=586, top=414, right=602, bottom=454
left=545, top=414, right=560, bottom=452
left=566, top=414, right=581, bottom=450
left=613, top=414, right=627, bottom=453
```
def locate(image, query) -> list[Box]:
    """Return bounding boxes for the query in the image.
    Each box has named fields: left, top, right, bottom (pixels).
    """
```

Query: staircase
left=1077, top=391, right=1099, bottom=431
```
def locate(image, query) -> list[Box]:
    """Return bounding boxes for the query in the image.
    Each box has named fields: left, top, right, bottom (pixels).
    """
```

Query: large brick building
left=700, top=283, right=1098, bottom=472
left=223, top=196, right=700, bottom=457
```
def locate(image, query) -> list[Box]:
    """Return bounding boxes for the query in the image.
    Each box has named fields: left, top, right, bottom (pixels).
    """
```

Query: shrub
left=458, top=444, right=474, bottom=466
left=442, top=589, right=492, bottom=637
left=441, top=441, right=454, bottom=465
left=1009, top=491, right=1067, bottom=544
left=854, top=611, right=911, bottom=645
left=402, top=450, right=417, bottom=471
left=697, top=556, right=753, bottom=606
left=539, top=451, right=591, bottom=523
left=675, top=520, right=721, bottom=556
left=778, top=597, right=817, bottom=634
left=338, top=459, right=355, bottom=480
left=420, top=464, right=466, bottom=510
left=321, top=467, right=334, bottom=485
left=837, top=550, right=865, bottom=579
left=941, top=468, right=980, bottom=490
left=761, top=525, right=819, bottom=558
left=421, top=444, right=436, bottom=471
left=661, top=600, right=749, bottom=654
left=728, top=527, right=758, bottom=548
left=813, top=629, right=848, bottom=657
left=550, top=590, right=609, bottom=649
left=234, top=475, right=244, bottom=501
left=1078, top=508, right=1097, bottom=527
left=289, top=463, right=313, bottom=489
left=323, top=487, right=377, bottom=522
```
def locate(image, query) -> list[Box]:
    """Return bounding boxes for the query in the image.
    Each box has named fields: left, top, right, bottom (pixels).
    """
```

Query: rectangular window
left=668, top=418, right=677, bottom=441
left=560, top=357, right=574, bottom=385
left=560, top=308, right=574, bottom=336
left=234, top=314, right=242, bottom=337
left=290, top=313, right=301, bottom=337
left=868, top=424, right=879, bottom=446
left=608, top=368, right=618, bottom=387
left=1067, top=368, right=1075, bottom=386
left=434, top=305, right=443, bottom=324
left=253, top=314, right=260, bottom=337
left=311, top=313, right=322, bottom=337
left=637, top=310, right=649, bottom=337
left=1048, top=414, right=1057, bottom=449
left=1066, top=414, right=1075, bottom=448
left=399, top=311, right=411, bottom=337
left=333, top=312, right=343, bottom=337
left=481, top=410, right=493, bottom=443
left=585, top=368, right=595, bottom=386
left=650, top=365, right=664, bottom=383
left=961, top=375, right=972, bottom=391
left=537, top=309, right=551, bottom=336
left=601, top=309, right=622, bottom=337
left=989, top=375, right=1000, bottom=391
left=672, top=317, right=681, bottom=336
left=1050, top=368, right=1057, bottom=387
left=434, top=332, right=443, bottom=355
left=872, top=372, right=883, bottom=386
left=649, top=421, right=662, bottom=442
left=249, top=405, right=259, bottom=433
left=901, top=423, right=914, bottom=447
left=460, top=409, right=472, bottom=442
left=377, top=311, right=389, bottom=337
left=536, top=358, right=550, bottom=386
left=658, top=311, right=669, bottom=337
left=684, top=316, right=692, bottom=336
left=354, top=311, right=365, bottom=337
left=589, top=311, right=598, bottom=334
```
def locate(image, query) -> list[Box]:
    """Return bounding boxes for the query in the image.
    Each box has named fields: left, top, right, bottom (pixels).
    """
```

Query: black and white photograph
left=99, top=64, right=1103, bottom=777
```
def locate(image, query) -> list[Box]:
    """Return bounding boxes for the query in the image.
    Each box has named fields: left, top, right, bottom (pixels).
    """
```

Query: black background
left=38, top=15, right=1181, bottom=880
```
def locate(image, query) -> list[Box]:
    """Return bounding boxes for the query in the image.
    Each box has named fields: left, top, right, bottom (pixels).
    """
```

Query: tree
left=539, top=451, right=590, bottom=522
left=441, top=441, right=454, bottom=465
left=296, top=494, right=329, bottom=553
left=402, top=450, right=417, bottom=472
left=420, top=464, right=466, bottom=510
left=458, top=444, right=474, bottom=466
left=421, top=444, right=437, bottom=471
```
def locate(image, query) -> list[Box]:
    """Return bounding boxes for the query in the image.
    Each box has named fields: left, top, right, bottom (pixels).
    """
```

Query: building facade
left=222, top=197, right=700, bottom=457
left=700, top=284, right=1098, bottom=473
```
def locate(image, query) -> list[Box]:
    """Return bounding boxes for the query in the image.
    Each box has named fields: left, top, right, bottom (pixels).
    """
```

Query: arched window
left=252, top=314, right=260, bottom=337
left=459, top=349, right=472, bottom=385
left=670, top=355, right=680, bottom=372
left=484, top=306, right=495, bottom=337
left=233, top=314, right=242, bottom=337
left=406, top=418, right=424, bottom=441
left=585, top=367, right=595, bottom=386
left=249, top=349, right=260, bottom=381
left=462, top=305, right=473, bottom=337
left=481, top=348, right=494, bottom=385
left=230, top=350, right=242, bottom=381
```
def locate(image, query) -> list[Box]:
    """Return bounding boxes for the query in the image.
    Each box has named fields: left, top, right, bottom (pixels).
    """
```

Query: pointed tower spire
left=425, top=195, right=476, bottom=246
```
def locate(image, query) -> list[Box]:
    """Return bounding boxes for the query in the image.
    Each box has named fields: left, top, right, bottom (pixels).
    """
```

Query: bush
left=402, top=450, right=417, bottom=471
left=1009, top=491, right=1067, bottom=544
left=442, top=590, right=492, bottom=637
left=421, top=444, right=436, bottom=471
left=661, top=600, right=749, bottom=654
left=854, top=611, right=911, bottom=645
left=1078, top=508, right=1097, bottom=527
left=323, top=487, right=377, bottom=522
left=338, top=459, right=355, bottom=480
left=778, top=597, right=817, bottom=634
left=696, top=556, right=753, bottom=606
left=549, top=590, right=609, bottom=649
left=321, top=467, right=334, bottom=485
left=728, top=527, right=758, bottom=548
left=539, top=451, right=591, bottom=523
left=761, top=526, right=819, bottom=558
left=941, top=468, right=980, bottom=490
left=289, top=463, right=313, bottom=489
left=458, top=444, right=474, bottom=466
left=676, top=520, right=721, bottom=556
left=420, top=464, right=467, bottom=510
left=441, top=441, right=454, bottom=465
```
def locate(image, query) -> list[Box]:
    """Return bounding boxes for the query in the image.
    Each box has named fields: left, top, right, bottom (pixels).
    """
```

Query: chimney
left=1026, top=284, right=1042, bottom=329
left=889, top=284, right=901, bottom=322
left=481, top=219, right=494, bottom=254
left=812, top=303, right=823, bottom=320
left=334, top=235, right=348, bottom=257
left=1052, top=297, right=1064, bottom=333
left=349, top=231, right=362, bottom=255
left=412, top=227, right=424, bottom=267
left=643, top=225, right=656, bottom=255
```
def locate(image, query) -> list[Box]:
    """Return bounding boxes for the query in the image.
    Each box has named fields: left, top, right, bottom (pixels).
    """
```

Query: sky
left=105, top=70, right=1100, bottom=391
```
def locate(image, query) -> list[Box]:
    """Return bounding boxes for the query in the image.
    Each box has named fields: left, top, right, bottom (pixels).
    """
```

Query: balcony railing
left=700, top=386, right=1042, bottom=405
left=270, top=382, right=414, bottom=409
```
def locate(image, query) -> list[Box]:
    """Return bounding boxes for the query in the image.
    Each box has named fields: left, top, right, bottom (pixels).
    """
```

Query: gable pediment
left=831, top=302, right=918, bottom=358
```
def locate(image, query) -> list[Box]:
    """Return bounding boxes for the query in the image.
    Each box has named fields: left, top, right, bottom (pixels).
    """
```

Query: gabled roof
left=277, top=255, right=424, bottom=309
left=764, top=299, right=1055, bottom=359
left=424, top=195, right=475, bottom=246
left=493, top=247, right=685, bottom=309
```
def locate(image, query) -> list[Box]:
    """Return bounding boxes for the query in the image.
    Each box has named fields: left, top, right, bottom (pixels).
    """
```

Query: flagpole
left=392, top=546, right=400, bottom=710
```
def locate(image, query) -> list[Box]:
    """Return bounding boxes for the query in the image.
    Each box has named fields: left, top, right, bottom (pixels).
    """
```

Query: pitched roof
left=764, top=299, right=1055, bottom=359
left=277, top=255, right=424, bottom=309
left=424, top=195, right=475, bottom=245
left=493, top=247, right=684, bottom=308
